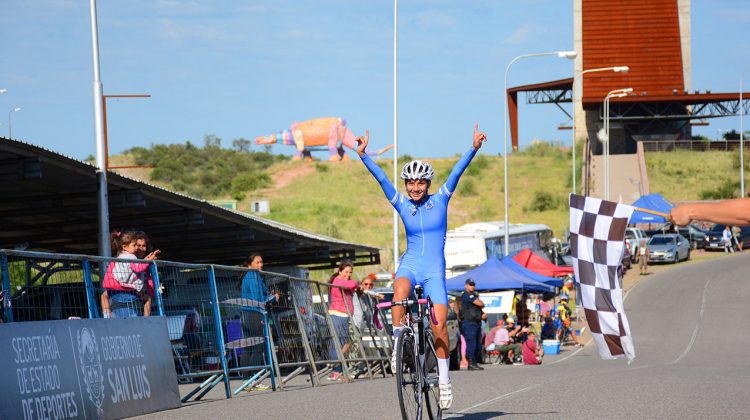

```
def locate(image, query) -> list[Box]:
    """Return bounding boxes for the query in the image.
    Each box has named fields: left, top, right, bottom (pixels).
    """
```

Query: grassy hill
left=110, top=140, right=746, bottom=273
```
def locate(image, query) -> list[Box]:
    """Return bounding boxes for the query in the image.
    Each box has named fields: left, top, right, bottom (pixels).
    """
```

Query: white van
left=444, top=222, right=554, bottom=277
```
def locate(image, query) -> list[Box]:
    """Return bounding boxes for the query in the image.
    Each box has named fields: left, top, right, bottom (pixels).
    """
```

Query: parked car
left=648, top=234, right=690, bottom=263
left=646, top=223, right=709, bottom=250
left=625, top=227, right=650, bottom=262
left=705, top=225, right=750, bottom=251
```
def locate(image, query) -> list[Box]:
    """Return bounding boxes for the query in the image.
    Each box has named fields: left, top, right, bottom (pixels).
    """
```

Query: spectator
left=541, top=317, right=557, bottom=340
left=560, top=279, right=573, bottom=301
left=522, top=330, right=544, bottom=365
left=723, top=226, right=734, bottom=253
left=238, top=253, right=277, bottom=371
left=506, top=317, right=528, bottom=342
left=353, top=276, right=382, bottom=331
left=732, top=226, right=743, bottom=251
left=101, top=230, right=155, bottom=318
left=638, top=239, right=649, bottom=275
left=556, top=298, right=582, bottom=347
left=459, top=278, right=484, bottom=371
left=485, top=318, right=521, bottom=364
left=327, top=260, right=360, bottom=381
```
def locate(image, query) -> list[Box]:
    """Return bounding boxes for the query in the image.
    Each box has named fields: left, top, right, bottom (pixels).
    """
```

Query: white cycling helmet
left=401, top=160, right=434, bottom=180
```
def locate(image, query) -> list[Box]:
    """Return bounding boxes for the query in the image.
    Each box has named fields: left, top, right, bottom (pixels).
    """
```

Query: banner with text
left=0, top=317, right=181, bottom=420
left=478, top=291, right=515, bottom=314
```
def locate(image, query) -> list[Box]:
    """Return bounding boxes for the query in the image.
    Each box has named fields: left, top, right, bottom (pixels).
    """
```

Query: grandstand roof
left=0, top=138, right=379, bottom=269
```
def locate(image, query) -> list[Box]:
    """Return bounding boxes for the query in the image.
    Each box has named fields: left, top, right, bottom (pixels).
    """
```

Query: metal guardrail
left=640, top=140, right=749, bottom=153
left=0, top=249, right=392, bottom=403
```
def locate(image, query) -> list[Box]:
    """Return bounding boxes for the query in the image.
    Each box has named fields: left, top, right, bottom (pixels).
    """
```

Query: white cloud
left=414, top=10, right=456, bottom=30
left=506, top=24, right=533, bottom=44
left=154, top=0, right=207, bottom=14
left=158, top=19, right=244, bottom=42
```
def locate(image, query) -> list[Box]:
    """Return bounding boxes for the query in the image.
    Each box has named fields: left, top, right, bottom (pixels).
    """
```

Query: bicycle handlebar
left=373, top=298, right=438, bottom=330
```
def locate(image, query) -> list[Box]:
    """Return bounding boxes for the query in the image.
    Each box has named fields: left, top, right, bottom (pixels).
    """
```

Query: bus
left=444, top=222, right=554, bottom=277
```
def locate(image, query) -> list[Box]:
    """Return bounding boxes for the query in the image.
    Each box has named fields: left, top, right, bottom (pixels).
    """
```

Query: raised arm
left=357, top=130, right=400, bottom=204
left=440, top=124, right=487, bottom=197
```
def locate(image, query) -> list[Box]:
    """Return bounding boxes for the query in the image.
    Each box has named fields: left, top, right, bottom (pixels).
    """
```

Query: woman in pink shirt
left=327, top=260, right=361, bottom=380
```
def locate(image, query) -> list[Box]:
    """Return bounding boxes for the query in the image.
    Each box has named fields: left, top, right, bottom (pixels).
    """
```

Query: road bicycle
left=374, top=285, right=442, bottom=420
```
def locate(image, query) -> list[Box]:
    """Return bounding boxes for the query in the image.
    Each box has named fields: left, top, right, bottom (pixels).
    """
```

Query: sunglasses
left=362, top=283, right=374, bottom=286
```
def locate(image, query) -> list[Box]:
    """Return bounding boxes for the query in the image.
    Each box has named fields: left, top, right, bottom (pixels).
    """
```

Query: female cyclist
left=356, top=124, right=487, bottom=409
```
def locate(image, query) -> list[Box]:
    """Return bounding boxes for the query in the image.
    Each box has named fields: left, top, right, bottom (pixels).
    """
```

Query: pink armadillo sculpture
left=255, top=117, right=392, bottom=161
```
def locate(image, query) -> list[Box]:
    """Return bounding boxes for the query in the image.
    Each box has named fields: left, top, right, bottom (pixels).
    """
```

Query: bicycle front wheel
left=397, top=329, right=421, bottom=420
left=423, top=330, right=442, bottom=420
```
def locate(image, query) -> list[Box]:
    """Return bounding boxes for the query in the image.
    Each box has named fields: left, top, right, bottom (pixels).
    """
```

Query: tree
left=722, top=129, right=740, bottom=140
left=203, top=134, right=222, bottom=148
left=232, top=138, right=251, bottom=152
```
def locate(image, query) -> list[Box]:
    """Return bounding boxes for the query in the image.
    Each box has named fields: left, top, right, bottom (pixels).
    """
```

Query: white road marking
left=670, top=277, right=712, bottom=365
left=444, top=383, right=542, bottom=417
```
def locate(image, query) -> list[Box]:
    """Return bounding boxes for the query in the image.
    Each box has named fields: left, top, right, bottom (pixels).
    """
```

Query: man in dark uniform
left=459, top=278, right=484, bottom=371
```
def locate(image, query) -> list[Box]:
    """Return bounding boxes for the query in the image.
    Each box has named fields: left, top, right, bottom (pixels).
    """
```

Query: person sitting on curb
left=522, top=330, right=544, bottom=365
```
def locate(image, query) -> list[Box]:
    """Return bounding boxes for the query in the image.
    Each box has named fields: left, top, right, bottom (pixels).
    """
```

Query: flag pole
left=634, top=207, right=669, bottom=218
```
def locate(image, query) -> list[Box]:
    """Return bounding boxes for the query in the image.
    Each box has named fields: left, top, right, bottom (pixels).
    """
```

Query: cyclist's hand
left=356, top=130, right=369, bottom=157
left=473, top=123, right=487, bottom=150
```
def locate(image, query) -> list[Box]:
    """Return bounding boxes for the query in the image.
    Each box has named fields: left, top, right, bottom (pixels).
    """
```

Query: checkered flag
left=569, top=194, right=635, bottom=363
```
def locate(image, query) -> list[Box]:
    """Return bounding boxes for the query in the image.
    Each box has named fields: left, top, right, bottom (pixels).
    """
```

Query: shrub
left=520, top=139, right=565, bottom=159
left=525, top=191, right=560, bottom=212
left=699, top=178, right=739, bottom=200
left=231, top=173, right=272, bottom=201
left=458, top=179, right=477, bottom=196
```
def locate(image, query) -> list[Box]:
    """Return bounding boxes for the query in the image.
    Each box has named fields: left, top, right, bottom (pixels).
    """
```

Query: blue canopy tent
left=504, top=256, right=564, bottom=288
left=445, top=256, right=555, bottom=293
left=630, top=193, right=674, bottom=224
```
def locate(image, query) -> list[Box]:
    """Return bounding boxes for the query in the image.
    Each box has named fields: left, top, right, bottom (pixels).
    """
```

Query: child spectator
left=101, top=230, right=155, bottom=318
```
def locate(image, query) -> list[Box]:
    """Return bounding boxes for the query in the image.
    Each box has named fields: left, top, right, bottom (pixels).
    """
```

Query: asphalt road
left=137, top=253, right=750, bottom=419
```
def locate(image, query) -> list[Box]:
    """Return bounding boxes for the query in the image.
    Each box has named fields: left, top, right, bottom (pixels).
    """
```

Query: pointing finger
left=365, top=129, right=369, bottom=140
left=475, top=123, right=478, bottom=133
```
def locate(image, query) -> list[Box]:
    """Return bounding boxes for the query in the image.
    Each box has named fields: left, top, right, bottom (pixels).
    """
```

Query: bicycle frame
left=374, top=285, right=441, bottom=419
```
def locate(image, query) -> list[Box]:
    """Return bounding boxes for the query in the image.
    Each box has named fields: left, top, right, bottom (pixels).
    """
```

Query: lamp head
left=0, top=89, right=7, bottom=94
left=557, top=50, right=578, bottom=59
left=12, top=107, right=21, bottom=112
left=613, top=66, right=630, bottom=73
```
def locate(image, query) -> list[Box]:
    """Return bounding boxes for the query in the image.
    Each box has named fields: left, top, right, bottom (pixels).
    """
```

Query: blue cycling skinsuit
left=360, top=147, right=477, bottom=305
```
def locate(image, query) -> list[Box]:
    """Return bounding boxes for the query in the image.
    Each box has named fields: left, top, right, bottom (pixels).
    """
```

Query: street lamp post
left=504, top=50, right=577, bottom=255
left=88, top=0, right=110, bottom=257
left=392, top=0, right=399, bottom=269
left=8, top=107, right=21, bottom=139
left=571, top=66, right=629, bottom=194
left=739, top=67, right=750, bottom=197
left=603, top=88, right=633, bottom=200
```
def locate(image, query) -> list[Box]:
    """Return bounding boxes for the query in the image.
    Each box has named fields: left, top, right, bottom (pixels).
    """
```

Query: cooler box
left=543, top=339, right=560, bottom=355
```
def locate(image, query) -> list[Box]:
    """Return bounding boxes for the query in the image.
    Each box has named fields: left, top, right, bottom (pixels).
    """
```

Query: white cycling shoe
left=439, top=383, right=453, bottom=410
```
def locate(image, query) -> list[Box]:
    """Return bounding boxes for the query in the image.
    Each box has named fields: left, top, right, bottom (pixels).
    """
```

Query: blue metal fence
left=0, top=249, right=392, bottom=403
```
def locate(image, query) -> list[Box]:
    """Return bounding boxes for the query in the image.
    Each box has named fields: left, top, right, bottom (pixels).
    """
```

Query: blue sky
left=1, top=0, right=749, bottom=160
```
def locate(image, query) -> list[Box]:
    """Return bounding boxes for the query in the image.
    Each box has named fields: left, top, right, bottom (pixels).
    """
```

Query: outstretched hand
left=473, top=124, right=487, bottom=150
left=356, top=130, right=369, bottom=157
